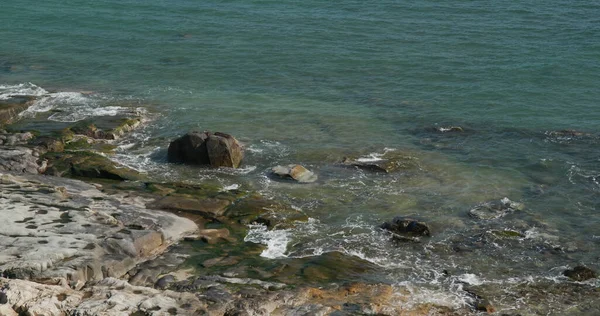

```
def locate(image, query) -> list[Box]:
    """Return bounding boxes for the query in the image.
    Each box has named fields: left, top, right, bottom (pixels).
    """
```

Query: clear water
left=2, top=0, right=600, bottom=313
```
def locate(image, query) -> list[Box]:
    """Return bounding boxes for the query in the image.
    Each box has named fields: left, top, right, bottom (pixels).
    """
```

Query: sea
left=1, top=1, right=599, bottom=314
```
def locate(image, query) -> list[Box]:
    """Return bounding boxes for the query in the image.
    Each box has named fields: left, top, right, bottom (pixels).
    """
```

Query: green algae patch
left=43, top=150, right=144, bottom=181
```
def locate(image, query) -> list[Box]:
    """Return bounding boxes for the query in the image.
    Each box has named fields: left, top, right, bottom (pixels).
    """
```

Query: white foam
left=244, top=224, right=291, bottom=259
left=0, top=83, right=48, bottom=100
left=222, top=184, right=240, bottom=191
left=457, top=273, right=484, bottom=285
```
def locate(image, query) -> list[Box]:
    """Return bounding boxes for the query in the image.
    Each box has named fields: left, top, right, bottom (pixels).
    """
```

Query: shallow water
left=2, top=0, right=600, bottom=313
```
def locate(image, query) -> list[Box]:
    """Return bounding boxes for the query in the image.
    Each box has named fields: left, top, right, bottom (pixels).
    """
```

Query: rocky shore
left=1, top=92, right=597, bottom=315
left=0, top=94, right=477, bottom=315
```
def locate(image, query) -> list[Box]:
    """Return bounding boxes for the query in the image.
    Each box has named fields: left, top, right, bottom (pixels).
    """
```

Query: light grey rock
left=0, top=172, right=198, bottom=285
left=0, top=147, right=41, bottom=174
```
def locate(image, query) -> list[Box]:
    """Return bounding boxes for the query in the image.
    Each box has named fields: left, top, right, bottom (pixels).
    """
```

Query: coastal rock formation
left=168, top=130, right=243, bottom=168
left=0, top=146, right=42, bottom=174
left=0, top=171, right=197, bottom=285
left=70, top=116, right=142, bottom=140
left=43, top=151, right=144, bottom=181
left=563, top=266, right=598, bottom=281
left=271, top=164, right=318, bottom=183
left=0, top=96, right=36, bottom=126
left=468, top=197, right=524, bottom=220
left=380, top=217, right=431, bottom=239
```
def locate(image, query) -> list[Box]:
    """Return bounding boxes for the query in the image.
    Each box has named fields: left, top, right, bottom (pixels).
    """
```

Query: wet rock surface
left=271, top=164, right=318, bottom=183
left=380, top=217, right=432, bottom=240
left=168, top=130, right=244, bottom=168
left=468, top=197, right=524, bottom=220
left=342, top=150, right=422, bottom=173
left=564, top=266, right=598, bottom=281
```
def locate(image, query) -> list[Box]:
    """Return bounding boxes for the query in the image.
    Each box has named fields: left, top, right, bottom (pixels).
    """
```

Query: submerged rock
left=435, top=126, right=464, bottom=133
left=563, top=266, right=598, bottom=281
left=468, top=197, right=523, bottom=220
left=271, top=164, right=317, bottom=183
left=380, top=217, right=431, bottom=238
left=168, top=130, right=243, bottom=168
left=224, top=194, right=308, bottom=229
left=342, top=151, right=421, bottom=173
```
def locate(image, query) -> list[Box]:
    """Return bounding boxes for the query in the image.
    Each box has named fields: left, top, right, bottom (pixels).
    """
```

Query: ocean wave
left=0, top=82, right=48, bottom=100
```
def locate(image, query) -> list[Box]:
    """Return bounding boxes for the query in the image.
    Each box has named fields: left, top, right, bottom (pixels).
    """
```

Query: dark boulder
left=380, top=217, right=431, bottom=238
left=563, top=266, right=597, bottom=281
left=168, top=131, right=243, bottom=168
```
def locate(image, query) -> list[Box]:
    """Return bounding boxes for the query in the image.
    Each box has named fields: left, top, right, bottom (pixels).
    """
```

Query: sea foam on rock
left=468, top=197, right=524, bottom=220
left=168, top=130, right=243, bottom=168
left=271, top=164, right=317, bottom=183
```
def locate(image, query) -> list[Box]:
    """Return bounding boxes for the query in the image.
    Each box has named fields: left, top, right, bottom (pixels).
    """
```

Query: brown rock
left=168, top=131, right=243, bottom=168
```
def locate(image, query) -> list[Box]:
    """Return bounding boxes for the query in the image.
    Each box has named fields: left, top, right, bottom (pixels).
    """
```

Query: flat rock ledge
left=0, top=171, right=198, bottom=286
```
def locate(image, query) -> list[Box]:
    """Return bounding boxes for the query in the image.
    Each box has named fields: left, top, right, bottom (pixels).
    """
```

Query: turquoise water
left=2, top=0, right=600, bottom=313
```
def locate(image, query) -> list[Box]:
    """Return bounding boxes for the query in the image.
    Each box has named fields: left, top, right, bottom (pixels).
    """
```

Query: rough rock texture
left=43, top=151, right=143, bottom=181
left=0, top=277, right=470, bottom=316
left=0, top=131, right=34, bottom=146
left=468, top=197, right=524, bottom=220
left=271, top=164, right=318, bottom=183
left=168, top=131, right=243, bottom=168
left=0, top=172, right=197, bottom=285
left=0, top=146, right=43, bottom=174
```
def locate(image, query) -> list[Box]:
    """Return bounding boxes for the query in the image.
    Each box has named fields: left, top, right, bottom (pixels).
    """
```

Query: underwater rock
left=342, top=151, right=421, bottom=173
left=435, top=126, right=464, bottom=133
left=468, top=197, right=523, bottom=220
left=168, top=130, right=243, bottom=168
left=563, top=266, right=597, bottom=281
left=463, top=287, right=496, bottom=313
left=545, top=129, right=591, bottom=138
left=153, top=196, right=231, bottom=218
left=380, top=217, right=431, bottom=238
left=271, top=164, right=317, bottom=183
left=224, top=194, right=308, bottom=229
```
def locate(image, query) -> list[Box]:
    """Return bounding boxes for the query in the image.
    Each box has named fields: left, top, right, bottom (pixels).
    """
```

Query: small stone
left=271, top=164, right=317, bottom=183
left=155, top=275, right=176, bottom=290
left=0, top=291, right=7, bottom=304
